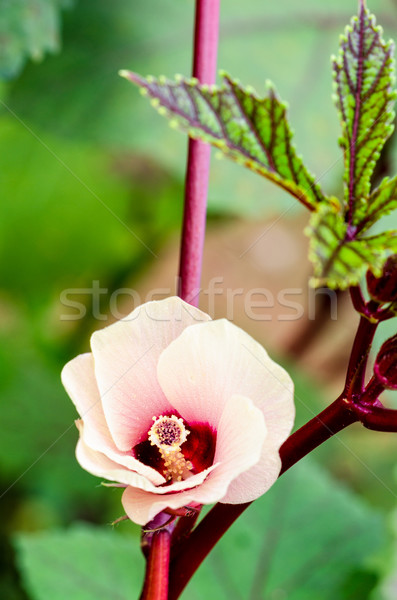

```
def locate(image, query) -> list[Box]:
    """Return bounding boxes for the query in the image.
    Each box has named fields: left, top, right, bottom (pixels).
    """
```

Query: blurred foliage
left=1, top=0, right=397, bottom=598
left=14, top=463, right=384, bottom=600
left=0, top=0, right=75, bottom=79
left=371, top=506, right=397, bottom=600
left=182, top=462, right=384, bottom=600
left=0, top=117, right=182, bottom=313
left=15, top=525, right=143, bottom=600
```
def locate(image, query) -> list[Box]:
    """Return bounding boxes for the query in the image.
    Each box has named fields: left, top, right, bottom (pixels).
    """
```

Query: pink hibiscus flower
left=61, top=297, right=295, bottom=525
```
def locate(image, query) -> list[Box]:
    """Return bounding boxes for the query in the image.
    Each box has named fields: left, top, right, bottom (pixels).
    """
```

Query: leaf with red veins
left=121, top=70, right=330, bottom=211
left=307, top=204, right=397, bottom=289
left=356, top=175, right=397, bottom=235
left=332, top=1, right=396, bottom=223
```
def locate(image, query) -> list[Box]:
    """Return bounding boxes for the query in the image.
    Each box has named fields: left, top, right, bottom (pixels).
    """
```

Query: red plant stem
left=140, top=530, right=171, bottom=600
left=279, top=397, right=358, bottom=473
left=359, top=376, right=385, bottom=404
left=178, top=0, right=220, bottom=306
left=349, top=286, right=366, bottom=314
left=168, top=396, right=358, bottom=600
left=171, top=510, right=201, bottom=559
left=343, top=315, right=378, bottom=397
left=352, top=403, right=397, bottom=431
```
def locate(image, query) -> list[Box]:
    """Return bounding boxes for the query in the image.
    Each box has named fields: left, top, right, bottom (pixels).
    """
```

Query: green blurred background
left=2, top=1, right=397, bottom=598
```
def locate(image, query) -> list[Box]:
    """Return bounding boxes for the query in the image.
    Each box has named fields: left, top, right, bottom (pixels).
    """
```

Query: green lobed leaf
left=122, top=70, right=329, bottom=210
left=332, top=1, right=396, bottom=220
left=15, top=525, right=144, bottom=600
left=306, top=204, right=397, bottom=288
left=181, top=461, right=384, bottom=600
left=356, top=175, right=397, bottom=234
left=0, top=0, right=75, bottom=80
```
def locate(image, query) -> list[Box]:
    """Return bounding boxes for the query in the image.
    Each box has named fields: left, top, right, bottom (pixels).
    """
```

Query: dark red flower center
left=133, top=413, right=216, bottom=485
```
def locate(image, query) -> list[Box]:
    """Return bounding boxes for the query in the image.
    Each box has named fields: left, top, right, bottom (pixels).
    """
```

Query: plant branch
left=279, top=396, right=357, bottom=473
left=178, top=0, right=220, bottom=306
left=352, top=402, right=397, bottom=431
left=359, top=376, right=385, bottom=404
left=140, top=530, right=171, bottom=600
left=168, top=396, right=357, bottom=600
left=343, top=314, right=378, bottom=396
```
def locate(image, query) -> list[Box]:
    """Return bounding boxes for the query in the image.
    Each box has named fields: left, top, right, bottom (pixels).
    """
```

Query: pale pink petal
left=220, top=447, right=281, bottom=503
left=62, top=354, right=164, bottom=485
left=122, top=395, right=266, bottom=525
left=157, top=319, right=295, bottom=445
left=154, top=463, right=219, bottom=494
left=61, top=353, right=111, bottom=449
left=194, top=394, right=267, bottom=501
left=75, top=420, right=165, bottom=486
left=122, top=486, right=203, bottom=526
left=91, top=297, right=210, bottom=451
left=76, top=438, right=163, bottom=491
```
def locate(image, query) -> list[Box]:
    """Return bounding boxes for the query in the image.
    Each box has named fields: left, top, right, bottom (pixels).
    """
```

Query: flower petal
left=62, top=354, right=164, bottom=485
left=157, top=319, right=295, bottom=444
left=122, top=486, right=201, bottom=526
left=220, top=446, right=281, bottom=504
left=61, top=353, right=111, bottom=449
left=76, top=420, right=165, bottom=486
left=122, top=394, right=266, bottom=525
left=91, top=297, right=211, bottom=451
left=76, top=438, right=161, bottom=490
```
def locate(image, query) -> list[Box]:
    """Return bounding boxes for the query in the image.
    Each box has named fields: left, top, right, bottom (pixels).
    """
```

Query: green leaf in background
left=14, top=464, right=384, bottom=600
left=332, top=1, right=396, bottom=220
left=15, top=525, right=144, bottom=600
left=0, top=0, right=75, bottom=80
left=122, top=71, right=329, bottom=210
left=0, top=329, right=117, bottom=524
left=0, top=116, right=182, bottom=308
left=181, top=462, right=384, bottom=600
left=306, top=204, right=397, bottom=288
left=373, top=507, right=397, bottom=600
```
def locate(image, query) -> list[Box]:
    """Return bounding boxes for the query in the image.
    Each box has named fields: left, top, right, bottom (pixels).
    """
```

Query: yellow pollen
left=148, top=415, right=193, bottom=482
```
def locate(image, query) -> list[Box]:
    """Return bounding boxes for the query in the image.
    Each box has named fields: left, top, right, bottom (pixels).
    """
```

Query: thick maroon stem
left=168, top=397, right=357, bottom=600
left=140, top=530, right=171, bottom=600
left=178, top=0, right=220, bottom=306
left=279, top=396, right=357, bottom=473
left=343, top=315, right=378, bottom=397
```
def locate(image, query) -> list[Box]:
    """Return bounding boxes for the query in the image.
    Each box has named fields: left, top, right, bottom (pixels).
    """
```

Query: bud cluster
left=374, top=335, right=397, bottom=390
left=366, top=256, right=397, bottom=304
